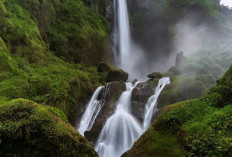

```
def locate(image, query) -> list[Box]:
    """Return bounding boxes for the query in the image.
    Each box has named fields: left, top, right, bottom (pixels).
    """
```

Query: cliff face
left=126, top=0, right=231, bottom=70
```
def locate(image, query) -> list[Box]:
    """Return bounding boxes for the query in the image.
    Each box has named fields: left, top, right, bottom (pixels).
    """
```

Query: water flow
left=95, top=82, right=143, bottom=157
left=143, top=77, right=171, bottom=130
left=113, top=0, right=131, bottom=69
left=78, top=86, right=104, bottom=136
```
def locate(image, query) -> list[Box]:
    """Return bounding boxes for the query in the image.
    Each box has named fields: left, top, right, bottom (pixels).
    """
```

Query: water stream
left=78, top=86, right=104, bottom=136
left=78, top=0, right=171, bottom=156
left=95, top=82, right=143, bottom=157
left=143, top=77, right=171, bottom=130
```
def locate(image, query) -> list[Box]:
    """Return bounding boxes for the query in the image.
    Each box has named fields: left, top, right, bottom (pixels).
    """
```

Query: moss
left=106, top=67, right=128, bottom=82
left=158, top=74, right=207, bottom=108
left=17, top=0, right=109, bottom=65
left=0, top=98, right=98, bottom=157
left=0, top=37, right=9, bottom=53
left=125, top=65, right=232, bottom=157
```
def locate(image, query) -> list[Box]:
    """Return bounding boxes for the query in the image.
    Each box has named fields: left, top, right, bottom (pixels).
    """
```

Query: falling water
left=78, top=86, right=104, bottom=136
left=113, top=0, right=132, bottom=70
left=95, top=82, right=143, bottom=157
left=143, top=77, right=171, bottom=130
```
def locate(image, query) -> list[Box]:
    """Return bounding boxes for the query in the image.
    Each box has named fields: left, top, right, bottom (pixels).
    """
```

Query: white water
left=78, top=86, right=104, bottom=136
left=95, top=82, right=143, bottom=157
left=113, top=0, right=132, bottom=71
left=143, top=77, right=171, bottom=130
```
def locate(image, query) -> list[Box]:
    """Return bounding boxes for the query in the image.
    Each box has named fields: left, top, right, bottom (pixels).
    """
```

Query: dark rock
left=85, top=81, right=126, bottom=145
left=147, top=72, right=162, bottom=79
left=107, top=68, right=128, bottom=82
left=132, top=79, right=138, bottom=86
left=131, top=79, right=159, bottom=122
left=97, top=62, right=111, bottom=73
left=175, top=51, right=184, bottom=66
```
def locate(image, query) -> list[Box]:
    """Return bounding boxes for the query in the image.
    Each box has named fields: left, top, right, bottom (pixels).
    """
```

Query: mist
left=121, top=0, right=232, bottom=80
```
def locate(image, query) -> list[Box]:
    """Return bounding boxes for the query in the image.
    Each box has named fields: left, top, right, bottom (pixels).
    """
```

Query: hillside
left=123, top=60, right=232, bottom=157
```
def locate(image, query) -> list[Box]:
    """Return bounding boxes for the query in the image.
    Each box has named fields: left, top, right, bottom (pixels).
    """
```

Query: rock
left=107, top=68, right=128, bottom=82
left=132, top=79, right=138, bottom=86
left=131, top=79, right=159, bottom=122
left=0, top=98, right=98, bottom=157
left=85, top=81, right=126, bottom=145
left=147, top=72, right=162, bottom=79
left=175, top=51, right=184, bottom=66
left=97, top=62, right=111, bottom=73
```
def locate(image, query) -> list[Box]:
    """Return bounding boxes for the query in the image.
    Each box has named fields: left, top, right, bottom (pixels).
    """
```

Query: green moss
left=125, top=65, right=232, bottom=157
left=0, top=98, right=97, bottom=157
left=17, top=0, right=109, bottom=65
left=158, top=74, right=207, bottom=108
left=0, top=37, right=9, bottom=53
left=106, top=67, right=128, bottom=82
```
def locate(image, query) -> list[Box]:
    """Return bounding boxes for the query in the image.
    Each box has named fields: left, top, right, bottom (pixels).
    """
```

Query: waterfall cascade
left=143, top=77, right=171, bottom=130
left=78, top=86, right=104, bottom=136
left=95, top=82, right=143, bottom=157
left=78, top=77, right=170, bottom=157
left=78, top=0, right=172, bottom=156
left=113, top=0, right=132, bottom=71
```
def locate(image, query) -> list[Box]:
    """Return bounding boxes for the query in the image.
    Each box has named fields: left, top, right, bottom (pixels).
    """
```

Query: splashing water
left=95, top=82, right=143, bottom=157
left=143, top=77, right=171, bottom=130
left=78, top=86, right=104, bottom=136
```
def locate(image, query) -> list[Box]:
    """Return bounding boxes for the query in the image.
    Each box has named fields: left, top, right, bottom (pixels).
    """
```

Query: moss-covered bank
left=123, top=62, right=232, bottom=157
left=0, top=98, right=98, bottom=157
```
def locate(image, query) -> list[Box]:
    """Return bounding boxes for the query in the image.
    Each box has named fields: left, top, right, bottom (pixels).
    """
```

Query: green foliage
left=158, top=74, right=207, bottom=108
left=0, top=0, right=108, bottom=122
left=17, top=0, right=109, bottom=65
left=0, top=98, right=98, bottom=157
left=0, top=0, right=48, bottom=64
left=125, top=65, right=232, bottom=157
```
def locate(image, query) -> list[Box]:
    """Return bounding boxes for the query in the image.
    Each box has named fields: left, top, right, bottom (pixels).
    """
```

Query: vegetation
left=0, top=98, right=98, bottom=157
left=0, top=0, right=109, bottom=155
left=124, top=62, right=232, bottom=157
left=0, top=0, right=108, bottom=122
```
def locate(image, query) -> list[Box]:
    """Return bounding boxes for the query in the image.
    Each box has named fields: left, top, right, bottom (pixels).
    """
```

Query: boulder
left=147, top=72, right=162, bottom=79
left=131, top=79, right=159, bottom=122
left=85, top=81, right=126, bottom=145
left=107, top=68, right=128, bottom=82
left=0, top=99, right=98, bottom=157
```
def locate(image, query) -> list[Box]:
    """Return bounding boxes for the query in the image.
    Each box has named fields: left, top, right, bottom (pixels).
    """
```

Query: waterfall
left=113, top=0, right=132, bottom=70
left=143, top=77, right=171, bottom=130
left=78, top=86, right=104, bottom=136
left=95, top=82, right=143, bottom=157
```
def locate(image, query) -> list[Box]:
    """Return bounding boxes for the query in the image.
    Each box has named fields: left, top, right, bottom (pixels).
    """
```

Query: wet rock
left=107, top=68, right=128, bottom=82
left=132, top=79, right=138, bottom=86
left=85, top=81, right=126, bottom=145
left=131, top=79, right=159, bottom=122
left=147, top=72, right=162, bottom=79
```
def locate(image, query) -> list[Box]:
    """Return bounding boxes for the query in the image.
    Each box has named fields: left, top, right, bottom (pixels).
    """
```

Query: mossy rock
left=147, top=72, right=162, bottom=79
left=106, top=68, right=128, bottom=82
left=0, top=98, right=98, bottom=157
